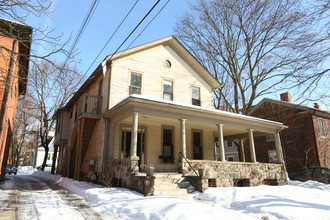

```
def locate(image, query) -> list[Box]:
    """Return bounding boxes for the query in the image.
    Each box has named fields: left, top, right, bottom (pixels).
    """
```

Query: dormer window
left=163, top=80, right=173, bottom=101
left=192, top=87, right=200, bottom=106
left=130, top=72, right=141, bottom=95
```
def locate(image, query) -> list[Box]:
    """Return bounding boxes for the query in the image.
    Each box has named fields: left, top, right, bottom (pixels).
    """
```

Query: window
left=226, top=140, right=233, bottom=148
left=227, top=156, right=234, bottom=161
left=192, top=87, right=200, bottom=106
left=163, top=80, right=173, bottom=101
left=268, top=150, right=278, bottom=163
left=318, top=118, right=326, bottom=138
left=266, top=134, right=274, bottom=141
left=129, top=72, right=142, bottom=95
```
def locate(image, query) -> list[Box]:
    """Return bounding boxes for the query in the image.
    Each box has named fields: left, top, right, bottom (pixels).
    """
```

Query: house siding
left=109, top=45, right=214, bottom=108
left=249, top=101, right=328, bottom=173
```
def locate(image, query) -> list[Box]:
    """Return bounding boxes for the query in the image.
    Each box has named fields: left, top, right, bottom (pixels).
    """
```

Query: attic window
left=165, top=60, right=171, bottom=68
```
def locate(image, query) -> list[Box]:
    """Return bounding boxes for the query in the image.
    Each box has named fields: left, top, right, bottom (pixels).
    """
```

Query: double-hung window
left=130, top=73, right=142, bottom=95
left=318, top=118, right=326, bottom=138
left=192, top=87, right=201, bottom=106
left=163, top=80, right=173, bottom=101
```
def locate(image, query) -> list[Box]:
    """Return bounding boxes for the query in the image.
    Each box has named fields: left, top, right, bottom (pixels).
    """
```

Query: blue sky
left=40, top=0, right=190, bottom=76
left=25, top=0, right=329, bottom=110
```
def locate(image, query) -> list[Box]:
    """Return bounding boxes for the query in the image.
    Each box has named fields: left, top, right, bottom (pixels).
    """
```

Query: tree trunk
left=41, top=145, right=49, bottom=171
left=51, top=145, right=58, bottom=174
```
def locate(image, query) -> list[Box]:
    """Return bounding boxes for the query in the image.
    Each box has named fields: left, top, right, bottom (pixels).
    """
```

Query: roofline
left=104, top=36, right=221, bottom=90
left=63, top=36, right=222, bottom=110
left=0, top=18, right=33, bottom=95
left=250, top=98, right=330, bottom=118
left=104, top=95, right=287, bottom=130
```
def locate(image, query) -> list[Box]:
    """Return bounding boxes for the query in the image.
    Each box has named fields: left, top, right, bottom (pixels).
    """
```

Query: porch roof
left=103, top=95, right=287, bottom=139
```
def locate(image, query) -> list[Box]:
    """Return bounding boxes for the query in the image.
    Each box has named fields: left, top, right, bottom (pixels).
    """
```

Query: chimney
left=280, top=92, right=291, bottom=102
left=314, top=103, right=321, bottom=109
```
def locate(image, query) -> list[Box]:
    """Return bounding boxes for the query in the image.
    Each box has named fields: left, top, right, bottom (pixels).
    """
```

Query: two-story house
left=248, top=92, right=329, bottom=175
left=54, top=36, right=289, bottom=194
left=0, top=18, right=32, bottom=181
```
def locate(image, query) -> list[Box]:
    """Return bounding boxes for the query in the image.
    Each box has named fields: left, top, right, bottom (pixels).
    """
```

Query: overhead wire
left=116, top=0, right=171, bottom=60
left=83, top=0, right=140, bottom=77
left=105, top=0, right=161, bottom=62
left=62, top=0, right=100, bottom=70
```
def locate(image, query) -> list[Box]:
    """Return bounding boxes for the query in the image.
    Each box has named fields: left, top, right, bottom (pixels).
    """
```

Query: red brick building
left=0, top=19, right=32, bottom=181
left=248, top=92, right=330, bottom=173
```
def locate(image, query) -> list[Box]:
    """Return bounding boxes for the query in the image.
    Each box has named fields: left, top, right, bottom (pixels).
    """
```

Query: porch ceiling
left=103, top=95, right=287, bottom=138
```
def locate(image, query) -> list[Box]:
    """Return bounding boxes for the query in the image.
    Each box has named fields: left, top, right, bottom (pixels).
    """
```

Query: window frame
left=129, top=72, right=142, bottom=95
left=268, top=150, right=278, bottom=163
left=163, top=79, right=173, bottom=101
left=227, top=156, right=234, bottom=161
left=191, top=86, right=201, bottom=106
left=266, top=134, right=274, bottom=142
left=318, top=118, right=327, bottom=138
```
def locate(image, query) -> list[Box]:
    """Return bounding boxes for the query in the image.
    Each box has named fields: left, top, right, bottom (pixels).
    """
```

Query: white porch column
left=130, top=112, right=139, bottom=157
left=248, top=129, right=257, bottom=163
left=239, top=139, right=246, bottom=162
left=217, top=124, right=226, bottom=161
left=274, top=132, right=285, bottom=164
left=179, top=119, right=187, bottom=158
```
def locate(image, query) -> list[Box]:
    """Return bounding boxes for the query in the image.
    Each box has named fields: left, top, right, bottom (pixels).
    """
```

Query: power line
left=106, top=0, right=161, bottom=62
left=117, top=0, right=171, bottom=60
left=63, top=0, right=100, bottom=69
left=83, top=0, right=140, bottom=76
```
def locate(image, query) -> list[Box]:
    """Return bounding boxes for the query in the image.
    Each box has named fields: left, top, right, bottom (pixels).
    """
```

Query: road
left=0, top=175, right=106, bottom=220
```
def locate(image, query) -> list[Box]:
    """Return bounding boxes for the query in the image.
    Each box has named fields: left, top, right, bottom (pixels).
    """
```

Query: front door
left=162, top=129, right=173, bottom=163
left=193, top=131, right=203, bottom=159
left=122, top=131, right=144, bottom=161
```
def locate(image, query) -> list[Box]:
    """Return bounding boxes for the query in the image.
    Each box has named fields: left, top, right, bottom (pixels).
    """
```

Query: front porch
left=103, top=95, right=288, bottom=196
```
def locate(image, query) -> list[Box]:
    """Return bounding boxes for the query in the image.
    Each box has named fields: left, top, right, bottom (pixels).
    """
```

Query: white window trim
left=129, top=71, right=143, bottom=95
left=162, top=78, right=174, bottom=101
left=226, top=155, right=234, bottom=161
left=191, top=85, right=201, bottom=106
left=318, top=118, right=327, bottom=138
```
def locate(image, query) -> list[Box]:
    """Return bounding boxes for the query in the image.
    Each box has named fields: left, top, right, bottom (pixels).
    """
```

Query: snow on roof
left=111, top=94, right=285, bottom=128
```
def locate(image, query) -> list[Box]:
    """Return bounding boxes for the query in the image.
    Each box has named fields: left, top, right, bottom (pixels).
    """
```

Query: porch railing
left=77, top=94, right=102, bottom=117
left=179, top=152, right=198, bottom=176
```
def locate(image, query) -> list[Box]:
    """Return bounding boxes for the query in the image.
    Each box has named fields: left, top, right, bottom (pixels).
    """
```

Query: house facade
left=249, top=92, right=330, bottom=174
left=55, top=36, right=288, bottom=194
left=0, top=19, right=32, bottom=181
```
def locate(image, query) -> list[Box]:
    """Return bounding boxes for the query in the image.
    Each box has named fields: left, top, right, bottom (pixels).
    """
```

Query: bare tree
left=9, top=97, right=37, bottom=166
left=27, top=61, right=81, bottom=171
left=175, top=0, right=330, bottom=114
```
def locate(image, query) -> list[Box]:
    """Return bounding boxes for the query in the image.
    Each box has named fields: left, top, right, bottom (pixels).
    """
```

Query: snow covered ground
left=1, top=166, right=329, bottom=220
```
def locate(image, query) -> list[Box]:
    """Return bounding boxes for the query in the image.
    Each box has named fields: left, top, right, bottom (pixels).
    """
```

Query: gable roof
left=249, top=98, right=330, bottom=119
left=64, top=36, right=221, bottom=109
left=105, top=36, right=221, bottom=90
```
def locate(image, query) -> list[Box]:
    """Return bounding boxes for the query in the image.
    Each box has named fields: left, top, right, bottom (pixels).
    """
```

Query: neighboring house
left=248, top=92, right=330, bottom=174
left=36, top=130, right=58, bottom=169
left=0, top=18, right=32, bottom=181
left=54, top=36, right=288, bottom=194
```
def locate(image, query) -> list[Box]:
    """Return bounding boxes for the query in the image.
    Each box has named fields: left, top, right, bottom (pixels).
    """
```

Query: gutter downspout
left=0, top=40, right=17, bottom=132
left=102, top=61, right=112, bottom=174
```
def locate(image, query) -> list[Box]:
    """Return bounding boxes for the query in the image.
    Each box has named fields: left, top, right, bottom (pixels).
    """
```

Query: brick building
left=0, top=19, right=32, bottom=181
left=248, top=92, right=329, bottom=173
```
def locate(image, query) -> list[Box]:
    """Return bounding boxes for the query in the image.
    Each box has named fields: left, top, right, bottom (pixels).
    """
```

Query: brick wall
left=249, top=102, right=320, bottom=173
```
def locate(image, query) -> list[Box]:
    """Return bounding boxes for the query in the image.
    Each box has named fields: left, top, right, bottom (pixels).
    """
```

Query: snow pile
left=289, top=180, right=330, bottom=192
left=2, top=168, right=330, bottom=220
left=17, top=166, right=37, bottom=175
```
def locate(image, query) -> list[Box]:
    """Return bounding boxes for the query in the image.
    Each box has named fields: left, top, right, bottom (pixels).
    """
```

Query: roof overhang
left=103, top=95, right=287, bottom=139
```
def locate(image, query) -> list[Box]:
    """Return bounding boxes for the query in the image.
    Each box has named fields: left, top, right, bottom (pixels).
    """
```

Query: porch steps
left=153, top=173, right=196, bottom=199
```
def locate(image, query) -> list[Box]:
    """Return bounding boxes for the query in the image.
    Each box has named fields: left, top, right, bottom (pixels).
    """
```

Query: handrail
left=179, top=152, right=199, bottom=176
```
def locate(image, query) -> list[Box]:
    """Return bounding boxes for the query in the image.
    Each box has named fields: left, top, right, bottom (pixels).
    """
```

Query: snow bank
left=17, top=166, right=37, bottom=175
left=3, top=170, right=330, bottom=220
left=289, top=180, right=330, bottom=192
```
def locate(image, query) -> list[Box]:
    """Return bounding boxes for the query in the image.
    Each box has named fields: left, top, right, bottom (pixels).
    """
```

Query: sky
left=8, top=0, right=329, bottom=110
left=40, top=0, right=190, bottom=77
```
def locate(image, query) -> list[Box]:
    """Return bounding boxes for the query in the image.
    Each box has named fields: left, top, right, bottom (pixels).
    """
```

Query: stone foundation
left=182, top=160, right=288, bottom=191
left=107, top=158, right=155, bottom=196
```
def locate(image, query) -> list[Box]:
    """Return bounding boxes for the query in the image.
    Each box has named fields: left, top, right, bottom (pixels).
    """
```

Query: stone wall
left=182, top=160, right=288, bottom=191
left=107, top=158, right=155, bottom=196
